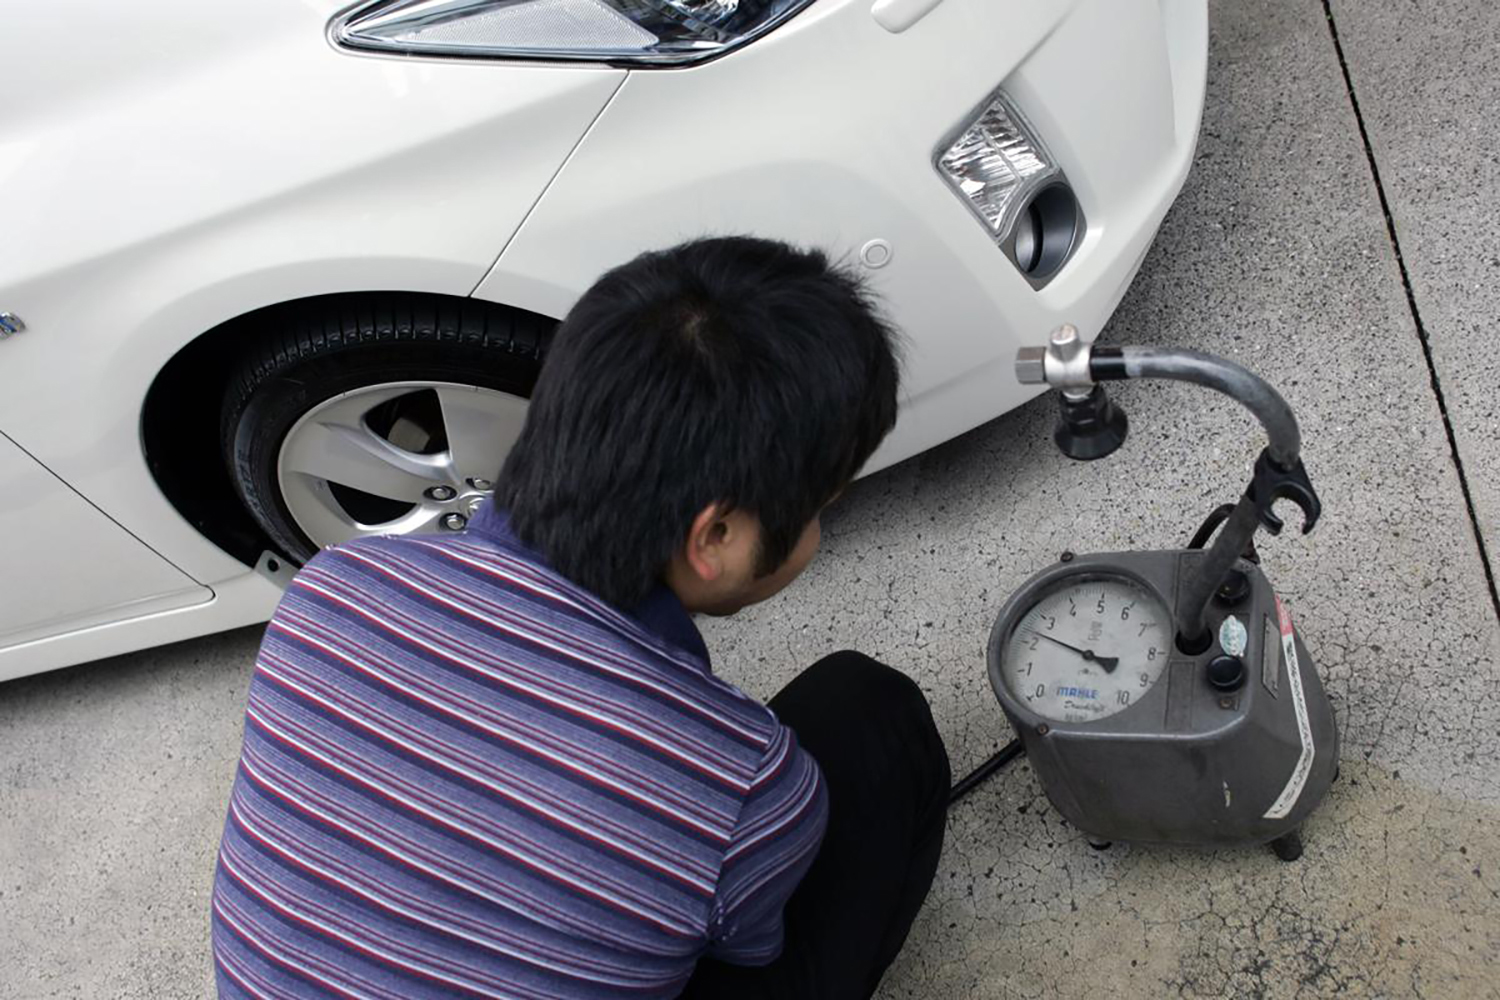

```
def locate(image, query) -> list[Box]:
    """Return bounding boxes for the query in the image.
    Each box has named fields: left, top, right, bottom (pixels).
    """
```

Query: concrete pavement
left=1329, top=0, right=1500, bottom=562
left=3, top=1, right=1497, bottom=997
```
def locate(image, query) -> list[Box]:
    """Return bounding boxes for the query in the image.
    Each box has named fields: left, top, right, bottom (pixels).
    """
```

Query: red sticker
left=1275, top=595, right=1295, bottom=638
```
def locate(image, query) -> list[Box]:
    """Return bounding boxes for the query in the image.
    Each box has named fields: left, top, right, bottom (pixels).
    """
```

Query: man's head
left=493, top=236, right=901, bottom=614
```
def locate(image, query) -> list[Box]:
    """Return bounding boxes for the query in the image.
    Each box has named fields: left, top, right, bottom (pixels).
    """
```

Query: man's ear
left=682, top=502, right=734, bottom=582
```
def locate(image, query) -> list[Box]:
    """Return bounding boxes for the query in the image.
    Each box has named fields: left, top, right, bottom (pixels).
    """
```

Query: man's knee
left=789, top=651, right=950, bottom=783
left=807, top=650, right=918, bottom=698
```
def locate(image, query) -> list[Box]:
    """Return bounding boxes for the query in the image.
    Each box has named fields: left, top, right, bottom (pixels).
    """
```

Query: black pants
left=680, top=651, right=951, bottom=1000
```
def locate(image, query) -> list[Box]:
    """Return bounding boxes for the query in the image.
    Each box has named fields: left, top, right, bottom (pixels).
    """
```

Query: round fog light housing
left=1006, top=183, right=1083, bottom=286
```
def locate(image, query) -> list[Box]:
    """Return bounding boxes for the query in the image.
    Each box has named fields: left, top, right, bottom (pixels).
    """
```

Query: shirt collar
left=467, top=502, right=711, bottom=664
left=628, top=585, right=712, bottom=663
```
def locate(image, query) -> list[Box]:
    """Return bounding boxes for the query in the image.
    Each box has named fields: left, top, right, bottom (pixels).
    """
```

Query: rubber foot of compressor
left=1269, top=830, right=1304, bottom=862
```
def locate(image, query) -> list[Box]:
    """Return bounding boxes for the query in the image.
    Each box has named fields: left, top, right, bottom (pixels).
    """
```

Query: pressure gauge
left=998, top=574, right=1171, bottom=723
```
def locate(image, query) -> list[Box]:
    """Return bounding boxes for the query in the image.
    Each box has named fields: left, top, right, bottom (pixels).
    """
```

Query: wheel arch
left=141, top=290, right=559, bottom=567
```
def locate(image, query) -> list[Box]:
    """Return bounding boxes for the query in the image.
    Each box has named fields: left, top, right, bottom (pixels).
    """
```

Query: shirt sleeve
left=705, top=721, right=829, bottom=965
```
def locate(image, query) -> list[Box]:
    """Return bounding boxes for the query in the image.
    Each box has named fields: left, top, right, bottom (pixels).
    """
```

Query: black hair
left=493, top=236, right=901, bottom=608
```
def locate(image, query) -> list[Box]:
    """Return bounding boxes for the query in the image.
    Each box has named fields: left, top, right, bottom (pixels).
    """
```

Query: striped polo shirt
left=211, top=504, right=828, bottom=999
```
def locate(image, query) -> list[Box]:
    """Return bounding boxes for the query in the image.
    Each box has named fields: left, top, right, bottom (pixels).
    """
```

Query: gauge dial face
left=1002, top=575, right=1172, bottom=723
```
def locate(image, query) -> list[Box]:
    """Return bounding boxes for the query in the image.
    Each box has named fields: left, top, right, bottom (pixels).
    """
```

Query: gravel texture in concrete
left=1329, top=0, right=1500, bottom=568
left=0, top=627, right=260, bottom=999
left=2, top=2, right=1498, bottom=999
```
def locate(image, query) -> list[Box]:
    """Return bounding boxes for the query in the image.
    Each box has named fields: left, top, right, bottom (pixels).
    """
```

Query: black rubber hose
left=1113, top=347, right=1302, bottom=469
left=1187, top=503, right=1239, bottom=550
left=949, top=739, right=1025, bottom=805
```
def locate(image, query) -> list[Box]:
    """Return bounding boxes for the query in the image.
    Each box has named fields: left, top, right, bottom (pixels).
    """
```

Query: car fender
left=0, top=0, right=624, bottom=582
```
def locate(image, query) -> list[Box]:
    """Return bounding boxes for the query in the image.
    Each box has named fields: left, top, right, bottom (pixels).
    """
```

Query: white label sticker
left=1219, top=615, right=1248, bottom=657
left=1262, top=597, right=1316, bottom=820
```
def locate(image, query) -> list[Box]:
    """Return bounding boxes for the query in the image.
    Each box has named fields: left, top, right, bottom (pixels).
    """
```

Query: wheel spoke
left=270, top=380, right=530, bottom=551
left=279, top=480, right=363, bottom=549
left=281, top=479, right=448, bottom=549
left=281, top=417, right=448, bottom=503
left=434, top=385, right=529, bottom=483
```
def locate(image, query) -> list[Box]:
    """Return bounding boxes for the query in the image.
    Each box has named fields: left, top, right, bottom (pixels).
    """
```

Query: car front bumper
left=474, top=0, right=1209, bottom=471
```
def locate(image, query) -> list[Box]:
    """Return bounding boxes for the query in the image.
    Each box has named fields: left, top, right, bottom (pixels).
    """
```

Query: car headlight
left=330, top=0, right=815, bottom=65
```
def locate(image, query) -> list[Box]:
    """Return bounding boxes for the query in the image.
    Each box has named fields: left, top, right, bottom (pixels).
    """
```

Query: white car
left=0, top=0, right=1207, bottom=682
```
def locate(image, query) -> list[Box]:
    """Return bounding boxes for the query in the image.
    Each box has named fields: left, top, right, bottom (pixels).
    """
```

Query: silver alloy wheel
left=275, top=380, right=528, bottom=549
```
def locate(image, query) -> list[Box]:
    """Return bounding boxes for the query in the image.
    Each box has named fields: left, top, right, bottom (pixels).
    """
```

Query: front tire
left=221, top=294, right=551, bottom=562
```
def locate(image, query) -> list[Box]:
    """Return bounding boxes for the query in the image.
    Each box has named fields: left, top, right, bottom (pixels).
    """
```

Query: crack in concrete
left=1319, top=0, right=1500, bottom=626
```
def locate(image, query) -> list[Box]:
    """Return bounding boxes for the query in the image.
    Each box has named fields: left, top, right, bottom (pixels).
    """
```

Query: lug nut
left=468, top=478, right=493, bottom=492
left=426, top=485, right=456, bottom=501
left=440, top=513, right=468, bottom=531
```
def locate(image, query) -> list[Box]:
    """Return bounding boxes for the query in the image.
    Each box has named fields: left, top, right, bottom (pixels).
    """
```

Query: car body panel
left=475, top=0, right=1208, bottom=472
left=0, top=0, right=1207, bottom=680
left=0, top=567, right=282, bottom=684
left=0, top=0, right=624, bottom=589
left=0, top=431, right=209, bottom=670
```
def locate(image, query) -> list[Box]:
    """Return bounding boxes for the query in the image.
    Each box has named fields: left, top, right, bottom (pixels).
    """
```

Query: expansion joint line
left=1320, top=0, right=1500, bottom=623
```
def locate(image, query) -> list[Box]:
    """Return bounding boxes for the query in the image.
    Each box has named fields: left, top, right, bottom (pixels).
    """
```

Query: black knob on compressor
left=1215, top=569, right=1252, bottom=605
left=1207, top=655, right=1246, bottom=691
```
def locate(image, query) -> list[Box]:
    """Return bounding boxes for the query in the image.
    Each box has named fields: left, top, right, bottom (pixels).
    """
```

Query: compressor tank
left=987, top=549, right=1339, bottom=847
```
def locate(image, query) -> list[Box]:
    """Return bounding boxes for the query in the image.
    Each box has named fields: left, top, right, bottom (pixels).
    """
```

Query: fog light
left=937, top=92, right=1083, bottom=286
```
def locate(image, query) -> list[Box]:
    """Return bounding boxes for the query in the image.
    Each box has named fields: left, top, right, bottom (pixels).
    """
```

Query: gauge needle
left=1031, top=631, right=1119, bottom=673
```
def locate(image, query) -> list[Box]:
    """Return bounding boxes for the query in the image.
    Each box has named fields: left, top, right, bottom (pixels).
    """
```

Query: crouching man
left=211, top=237, right=950, bottom=1000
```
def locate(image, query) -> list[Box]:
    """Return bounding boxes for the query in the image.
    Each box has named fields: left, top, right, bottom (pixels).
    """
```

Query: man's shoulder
left=282, top=531, right=787, bottom=762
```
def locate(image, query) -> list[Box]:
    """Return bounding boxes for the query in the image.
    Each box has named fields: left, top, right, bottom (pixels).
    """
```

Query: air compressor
left=957, top=325, right=1339, bottom=861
